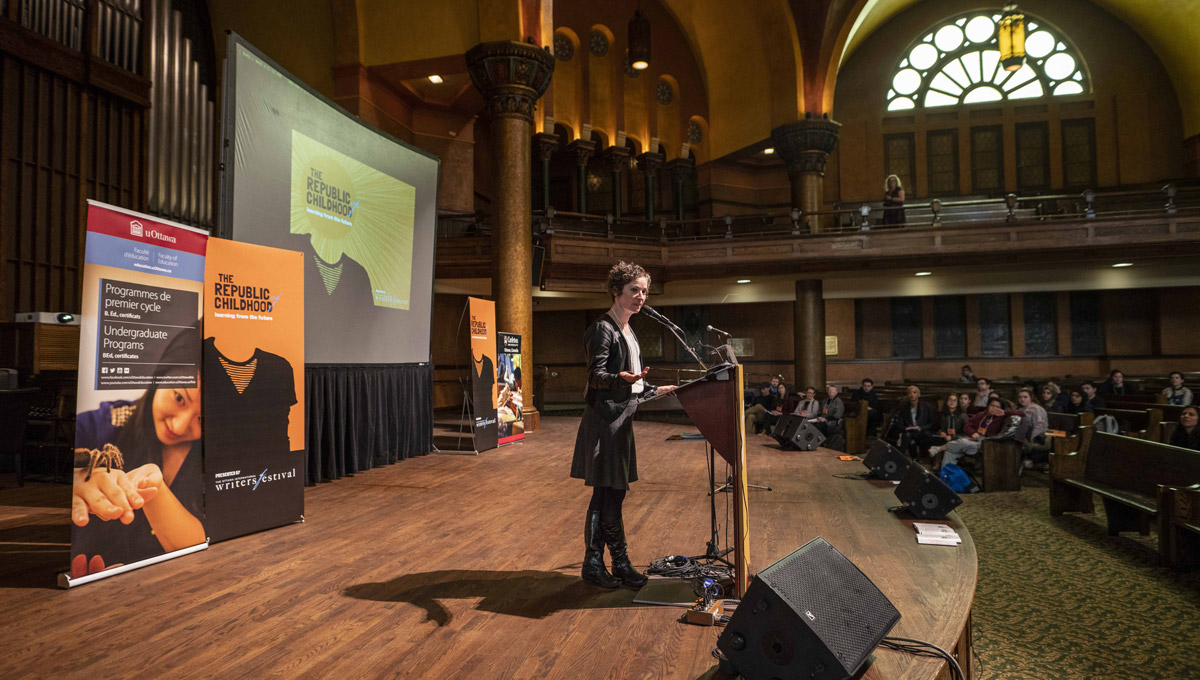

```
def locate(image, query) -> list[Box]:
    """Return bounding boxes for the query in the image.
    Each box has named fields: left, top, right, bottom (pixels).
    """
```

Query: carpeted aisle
left=956, top=472, right=1200, bottom=679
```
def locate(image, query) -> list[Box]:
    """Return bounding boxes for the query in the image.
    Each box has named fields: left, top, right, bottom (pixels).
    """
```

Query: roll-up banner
left=468, top=297, right=498, bottom=452
left=203, top=239, right=305, bottom=542
left=65, top=201, right=209, bottom=587
left=497, top=332, right=525, bottom=446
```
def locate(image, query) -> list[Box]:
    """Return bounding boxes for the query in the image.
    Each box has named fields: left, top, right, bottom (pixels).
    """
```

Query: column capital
left=665, top=156, right=695, bottom=181
left=636, top=151, right=665, bottom=173
left=566, top=139, right=597, bottom=167
left=533, top=132, right=560, bottom=161
left=596, top=145, right=632, bottom=174
left=770, top=116, right=842, bottom=177
left=466, top=40, right=555, bottom=124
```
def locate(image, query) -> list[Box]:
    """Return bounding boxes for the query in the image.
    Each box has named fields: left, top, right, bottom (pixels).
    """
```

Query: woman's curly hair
left=607, top=261, right=650, bottom=300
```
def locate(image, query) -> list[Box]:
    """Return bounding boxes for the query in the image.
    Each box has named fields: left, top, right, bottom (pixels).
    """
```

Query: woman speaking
left=571, top=262, right=675, bottom=589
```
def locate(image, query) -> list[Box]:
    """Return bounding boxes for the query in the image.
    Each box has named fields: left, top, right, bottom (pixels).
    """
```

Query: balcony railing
left=439, top=182, right=1200, bottom=244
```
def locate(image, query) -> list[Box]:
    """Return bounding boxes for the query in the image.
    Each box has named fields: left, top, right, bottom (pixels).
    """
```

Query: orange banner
left=468, top=297, right=498, bottom=451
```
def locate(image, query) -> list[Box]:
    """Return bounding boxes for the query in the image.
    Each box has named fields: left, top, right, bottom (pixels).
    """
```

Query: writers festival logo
left=289, top=129, right=417, bottom=310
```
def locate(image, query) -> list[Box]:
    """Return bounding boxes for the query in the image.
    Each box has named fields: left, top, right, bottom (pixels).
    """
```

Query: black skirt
left=570, top=400, right=638, bottom=489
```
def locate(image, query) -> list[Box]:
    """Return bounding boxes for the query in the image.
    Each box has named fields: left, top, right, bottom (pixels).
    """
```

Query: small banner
left=69, top=201, right=208, bottom=584
left=203, top=238, right=305, bottom=542
left=497, top=332, right=525, bottom=446
left=468, top=297, right=498, bottom=451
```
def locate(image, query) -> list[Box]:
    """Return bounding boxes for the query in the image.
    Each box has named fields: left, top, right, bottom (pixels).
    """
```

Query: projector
left=14, top=312, right=80, bottom=326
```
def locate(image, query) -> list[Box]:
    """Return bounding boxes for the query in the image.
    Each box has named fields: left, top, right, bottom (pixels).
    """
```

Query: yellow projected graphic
left=289, top=129, right=416, bottom=309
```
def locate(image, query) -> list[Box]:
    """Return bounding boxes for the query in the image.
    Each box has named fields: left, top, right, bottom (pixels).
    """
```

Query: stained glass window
left=887, top=12, right=1088, bottom=111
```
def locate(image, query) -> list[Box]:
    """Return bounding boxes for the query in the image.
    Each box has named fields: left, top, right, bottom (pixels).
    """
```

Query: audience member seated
left=768, top=375, right=782, bottom=397
left=1169, top=406, right=1200, bottom=451
left=813, top=385, right=844, bottom=437
left=792, top=387, right=819, bottom=418
left=1163, top=371, right=1194, bottom=406
left=762, top=384, right=792, bottom=434
left=1039, top=385, right=1065, bottom=413
left=1017, top=387, right=1050, bottom=467
left=1080, top=381, right=1106, bottom=413
left=960, top=365, right=977, bottom=383
left=1099, top=369, right=1137, bottom=397
left=974, top=378, right=992, bottom=407
left=936, top=397, right=1023, bottom=470
left=1046, top=379, right=1071, bottom=412
left=959, top=392, right=972, bottom=413
left=887, top=385, right=938, bottom=458
left=1065, top=388, right=1087, bottom=415
left=850, top=378, right=882, bottom=434
left=932, top=394, right=968, bottom=449
left=744, top=383, right=775, bottom=435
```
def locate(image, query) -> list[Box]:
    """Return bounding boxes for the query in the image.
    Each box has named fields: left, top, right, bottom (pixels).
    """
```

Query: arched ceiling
left=841, top=0, right=1200, bottom=138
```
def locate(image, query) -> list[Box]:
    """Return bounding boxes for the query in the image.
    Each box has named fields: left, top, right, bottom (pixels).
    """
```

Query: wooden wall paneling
left=965, top=294, right=981, bottom=357
left=1056, top=290, right=1072, bottom=357
left=921, top=296, right=935, bottom=358
left=1010, top=292, right=1026, bottom=356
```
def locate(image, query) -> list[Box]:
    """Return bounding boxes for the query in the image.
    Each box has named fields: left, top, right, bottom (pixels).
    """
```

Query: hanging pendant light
left=628, top=8, right=651, bottom=70
left=998, top=4, right=1026, bottom=72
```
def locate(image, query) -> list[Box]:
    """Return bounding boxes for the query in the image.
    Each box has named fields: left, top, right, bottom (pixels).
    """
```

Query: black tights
left=588, top=486, right=626, bottom=525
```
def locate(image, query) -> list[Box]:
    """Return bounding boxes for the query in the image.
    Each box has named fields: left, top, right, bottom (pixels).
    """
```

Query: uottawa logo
left=130, top=218, right=178, bottom=244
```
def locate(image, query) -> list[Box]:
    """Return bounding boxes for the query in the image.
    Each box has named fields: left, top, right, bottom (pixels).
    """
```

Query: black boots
left=582, top=509, right=621, bottom=589
left=601, top=518, right=648, bottom=589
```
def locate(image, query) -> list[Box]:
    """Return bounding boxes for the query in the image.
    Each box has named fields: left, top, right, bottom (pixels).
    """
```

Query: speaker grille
left=758, top=538, right=901, bottom=673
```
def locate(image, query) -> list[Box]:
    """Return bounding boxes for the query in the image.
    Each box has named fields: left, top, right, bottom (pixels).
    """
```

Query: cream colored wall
left=209, top=0, right=339, bottom=98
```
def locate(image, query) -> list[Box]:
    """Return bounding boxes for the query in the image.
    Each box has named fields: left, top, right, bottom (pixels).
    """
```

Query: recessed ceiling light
left=763, top=147, right=775, bottom=155
left=915, top=271, right=932, bottom=276
left=737, top=279, right=751, bottom=284
left=428, top=75, right=443, bottom=83
left=632, top=60, right=649, bottom=70
left=1112, top=262, right=1133, bottom=268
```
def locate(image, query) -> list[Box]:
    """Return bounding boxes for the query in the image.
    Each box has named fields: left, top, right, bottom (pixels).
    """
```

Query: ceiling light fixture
left=737, top=279, right=751, bottom=284
left=628, top=8, right=651, bottom=70
left=763, top=147, right=775, bottom=155
left=915, top=271, right=932, bottom=276
left=998, top=4, right=1026, bottom=72
left=428, top=75, right=443, bottom=83
left=1112, top=262, right=1133, bottom=268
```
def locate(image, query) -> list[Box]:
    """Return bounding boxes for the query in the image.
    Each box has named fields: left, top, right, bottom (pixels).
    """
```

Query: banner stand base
left=58, top=541, right=209, bottom=589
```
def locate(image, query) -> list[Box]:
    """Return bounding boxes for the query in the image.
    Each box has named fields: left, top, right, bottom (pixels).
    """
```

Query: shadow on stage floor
left=0, top=523, right=70, bottom=589
left=343, top=568, right=644, bottom=626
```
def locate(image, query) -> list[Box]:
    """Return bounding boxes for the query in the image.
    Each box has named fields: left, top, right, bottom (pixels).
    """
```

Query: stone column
left=636, top=151, right=664, bottom=222
left=596, top=146, right=630, bottom=219
left=793, top=279, right=825, bottom=392
left=467, top=40, right=554, bottom=432
left=771, top=116, right=841, bottom=233
left=566, top=139, right=596, bottom=213
left=665, top=157, right=694, bottom=221
left=532, top=131, right=559, bottom=211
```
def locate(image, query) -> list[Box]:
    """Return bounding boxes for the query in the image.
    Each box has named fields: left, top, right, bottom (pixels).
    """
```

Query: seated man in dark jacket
left=814, top=384, right=844, bottom=437
left=887, top=385, right=937, bottom=458
left=850, top=378, right=882, bottom=434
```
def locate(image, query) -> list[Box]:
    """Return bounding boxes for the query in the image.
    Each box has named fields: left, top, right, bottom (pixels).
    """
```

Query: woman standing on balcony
left=571, top=262, right=675, bottom=589
left=883, top=174, right=906, bottom=226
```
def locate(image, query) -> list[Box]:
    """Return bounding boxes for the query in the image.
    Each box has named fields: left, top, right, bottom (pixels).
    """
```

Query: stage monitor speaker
left=770, top=415, right=802, bottom=446
left=717, top=537, right=901, bottom=680
left=894, top=464, right=962, bottom=519
left=862, top=439, right=910, bottom=480
left=789, top=419, right=826, bottom=451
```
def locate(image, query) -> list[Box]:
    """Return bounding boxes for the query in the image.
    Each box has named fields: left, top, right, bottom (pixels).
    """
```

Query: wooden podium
left=661, top=363, right=751, bottom=596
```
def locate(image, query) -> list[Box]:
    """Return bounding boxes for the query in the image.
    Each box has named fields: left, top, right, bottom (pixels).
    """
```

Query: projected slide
left=290, top=130, right=416, bottom=310
left=222, top=34, right=439, bottom=364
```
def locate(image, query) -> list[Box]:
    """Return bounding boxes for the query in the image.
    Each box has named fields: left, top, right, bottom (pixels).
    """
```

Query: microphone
left=706, top=324, right=731, bottom=337
left=641, top=305, right=684, bottom=334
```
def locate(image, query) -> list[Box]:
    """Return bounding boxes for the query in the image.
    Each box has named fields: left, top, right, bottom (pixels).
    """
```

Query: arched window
left=887, top=12, right=1089, bottom=111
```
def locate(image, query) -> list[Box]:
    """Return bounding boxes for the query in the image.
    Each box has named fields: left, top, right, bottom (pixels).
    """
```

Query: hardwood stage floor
left=0, top=417, right=975, bottom=679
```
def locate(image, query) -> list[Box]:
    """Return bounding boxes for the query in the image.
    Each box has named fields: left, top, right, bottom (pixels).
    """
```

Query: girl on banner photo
left=571, top=262, right=676, bottom=589
left=71, top=323, right=206, bottom=577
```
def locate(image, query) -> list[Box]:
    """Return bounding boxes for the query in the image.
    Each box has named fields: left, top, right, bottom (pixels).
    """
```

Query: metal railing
left=440, top=182, right=1200, bottom=244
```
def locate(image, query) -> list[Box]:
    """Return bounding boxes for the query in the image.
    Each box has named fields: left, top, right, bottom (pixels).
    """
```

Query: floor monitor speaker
left=770, top=415, right=802, bottom=446
left=893, top=463, right=962, bottom=519
left=717, top=537, right=901, bottom=680
left=862, top=439, right=910, bottom=480
left=789, top=419, right=826, bottom=451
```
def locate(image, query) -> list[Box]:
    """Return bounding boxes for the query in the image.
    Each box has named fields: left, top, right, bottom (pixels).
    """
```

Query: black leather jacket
left=584, top=314, right=657, bottom=422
